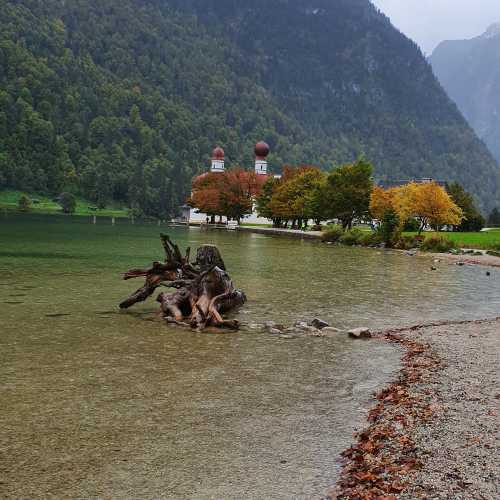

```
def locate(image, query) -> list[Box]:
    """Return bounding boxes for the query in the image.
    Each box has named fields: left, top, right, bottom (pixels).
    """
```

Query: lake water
left=1, top=214, right=499, bottom=499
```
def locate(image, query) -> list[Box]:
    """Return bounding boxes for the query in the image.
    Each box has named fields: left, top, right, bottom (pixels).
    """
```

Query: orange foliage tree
left=189, top=172, right=224, bottom=220
left=219, top=167, right=265, bottom=222
left=369, top=185, right=396, bottom=220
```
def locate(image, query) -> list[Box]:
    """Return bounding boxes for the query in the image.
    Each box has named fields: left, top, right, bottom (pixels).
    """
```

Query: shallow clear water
left=1, top=214, right=499, bottom=498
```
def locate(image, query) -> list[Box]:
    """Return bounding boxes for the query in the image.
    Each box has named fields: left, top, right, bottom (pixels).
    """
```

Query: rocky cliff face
left=430, top=24, right=500, bottom=165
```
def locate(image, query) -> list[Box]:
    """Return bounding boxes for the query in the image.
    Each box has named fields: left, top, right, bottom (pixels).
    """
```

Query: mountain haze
left=430, top=23, right=500, bottom=166
left=1, top=0, right=498, bottom=215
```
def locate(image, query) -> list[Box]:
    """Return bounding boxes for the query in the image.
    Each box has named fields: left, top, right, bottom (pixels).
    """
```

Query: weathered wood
left=195, top=245, right=226, bottom=271
left=120, top=235, right=245, bottom=330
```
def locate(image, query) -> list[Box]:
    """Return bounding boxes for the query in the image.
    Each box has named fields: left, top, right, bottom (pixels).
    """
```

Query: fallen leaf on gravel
left=353, top=471, right=378, bottom=482
left=388, top=481, right=406, bottom=492
left=328, top=333, right=442, bottom=499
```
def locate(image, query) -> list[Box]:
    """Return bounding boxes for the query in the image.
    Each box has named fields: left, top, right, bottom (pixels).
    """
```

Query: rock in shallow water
left=294, top=320, right=309, bottom=328
left=348, top=327, right=372, bottom=339
left=265, top=321, right=285, bottom=333
left=310, top=318, right=330, bottom=329
left=269, top=328, right=282, bottom=335
left=294, top=321, right=320, bottom=333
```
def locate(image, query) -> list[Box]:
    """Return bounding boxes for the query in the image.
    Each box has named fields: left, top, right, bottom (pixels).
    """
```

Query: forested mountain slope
left=430, top=24, right=500, bottom=166
left=1, top=0, right=498, bottom=216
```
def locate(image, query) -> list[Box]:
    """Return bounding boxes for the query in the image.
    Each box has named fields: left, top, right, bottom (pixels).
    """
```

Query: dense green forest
left=1, top=0, right=499, bottom=217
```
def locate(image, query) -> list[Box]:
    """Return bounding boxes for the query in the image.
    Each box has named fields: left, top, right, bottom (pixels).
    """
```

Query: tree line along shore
left=3, top=162, right=500, bottom=254
left=188, top=160, right=500, bottom=253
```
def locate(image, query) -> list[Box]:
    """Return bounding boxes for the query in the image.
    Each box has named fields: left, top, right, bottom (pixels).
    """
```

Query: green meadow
left=405, top=230, right=500, bottom=251
left=0, top=190, right=128, bottom=218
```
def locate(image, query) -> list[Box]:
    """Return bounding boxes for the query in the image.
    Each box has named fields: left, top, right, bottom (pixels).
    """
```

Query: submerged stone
left=269, top=328, right=282, bottom=335
left=294, top=320, right=309, bottom=328
left=310, top=318, right=330, bottom=329
left=348, top=327, right=372, bottom=339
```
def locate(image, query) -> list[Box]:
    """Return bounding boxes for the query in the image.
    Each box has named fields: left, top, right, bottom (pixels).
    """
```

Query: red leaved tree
left=189, top=168, right=266, bottom=223
left=189, top=173, right=224, bottom=222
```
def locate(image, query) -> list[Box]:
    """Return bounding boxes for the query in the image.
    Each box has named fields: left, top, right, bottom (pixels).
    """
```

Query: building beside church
left=188, top=141, right=276, bottom=225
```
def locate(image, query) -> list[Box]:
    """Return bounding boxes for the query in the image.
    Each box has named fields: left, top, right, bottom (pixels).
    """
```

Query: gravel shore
left=423, top=252, right=500, bottom=269
left=401, top=319, right=499, bottom=499
left=329, top=318, right=499, bottom=499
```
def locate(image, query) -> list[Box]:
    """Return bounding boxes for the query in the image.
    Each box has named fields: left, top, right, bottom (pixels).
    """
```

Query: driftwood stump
left=119, top=234, right=246, bottom=330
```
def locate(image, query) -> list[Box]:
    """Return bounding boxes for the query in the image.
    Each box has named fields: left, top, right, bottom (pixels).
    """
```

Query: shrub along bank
left=322, top=226, right=500, bottom=253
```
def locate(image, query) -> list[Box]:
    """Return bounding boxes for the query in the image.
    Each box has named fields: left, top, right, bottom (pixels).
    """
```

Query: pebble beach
left=329, top=318, right=499, bottom=499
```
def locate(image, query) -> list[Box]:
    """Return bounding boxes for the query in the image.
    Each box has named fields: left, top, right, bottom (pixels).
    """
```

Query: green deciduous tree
left=259, top=166, right=325, bottom=228
left=446, top=182, right=485, bottom=232
left=59, top=192, right=76, bottom=214
left=321, top=159, right=374, bottom=229
left=256, top=177, right=278, bottom=221
left=487, top=207, right=500, bottom=227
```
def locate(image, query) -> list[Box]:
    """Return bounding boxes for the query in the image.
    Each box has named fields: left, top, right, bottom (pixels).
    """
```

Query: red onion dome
left=254, top=141, right=270, bottom=159
left=211, top=146, right=225, bottom=160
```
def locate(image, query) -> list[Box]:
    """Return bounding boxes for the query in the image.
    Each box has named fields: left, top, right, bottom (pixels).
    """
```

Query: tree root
left=120, top=234, right=246, bottom=330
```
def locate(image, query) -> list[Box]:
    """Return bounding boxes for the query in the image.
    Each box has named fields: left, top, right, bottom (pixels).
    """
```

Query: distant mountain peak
left=430, top=21, right=500, bottom=171
left=482, top=22, right=500, bottom=39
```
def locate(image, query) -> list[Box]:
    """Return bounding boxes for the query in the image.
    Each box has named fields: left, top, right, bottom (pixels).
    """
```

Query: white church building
left=188, top=141, right=277, bottom=225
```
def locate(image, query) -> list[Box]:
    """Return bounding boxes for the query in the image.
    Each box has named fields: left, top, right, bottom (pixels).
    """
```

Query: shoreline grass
left=403, top=231, right=500, bottom=250
left=0, top=190, right=129, bottom=218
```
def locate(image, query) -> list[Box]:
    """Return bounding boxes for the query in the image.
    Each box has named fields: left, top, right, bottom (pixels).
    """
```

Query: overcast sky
left=371, top=0, right=500, bottom=54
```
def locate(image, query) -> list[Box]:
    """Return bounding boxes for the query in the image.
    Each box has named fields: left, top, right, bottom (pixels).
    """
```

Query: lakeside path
left=236, top=225, right=323, bottom=239
left=328, top=318, right=500, bottom=499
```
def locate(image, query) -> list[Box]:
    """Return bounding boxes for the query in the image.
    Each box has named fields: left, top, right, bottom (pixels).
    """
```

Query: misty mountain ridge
left=431, top=23, right=500, bottom=169
left=482, top=22, right=500, bottom=39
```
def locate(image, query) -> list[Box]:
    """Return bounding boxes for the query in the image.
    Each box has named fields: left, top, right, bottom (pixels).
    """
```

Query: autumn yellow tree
left=370, top=182, right=463, bottom=235
left=409, top=182, right=463, bottom=234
